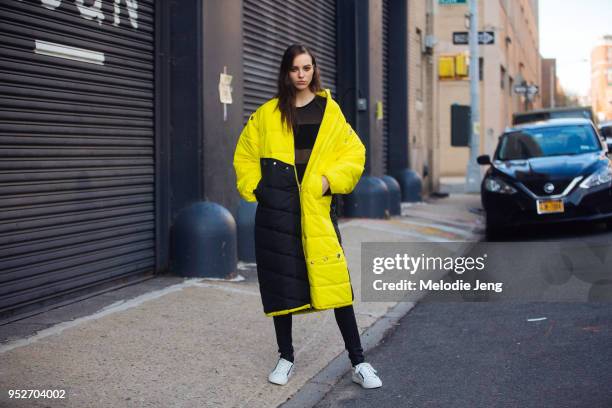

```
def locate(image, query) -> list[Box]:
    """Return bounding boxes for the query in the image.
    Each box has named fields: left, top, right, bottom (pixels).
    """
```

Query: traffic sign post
left=465, top=0, right=481, bottom=193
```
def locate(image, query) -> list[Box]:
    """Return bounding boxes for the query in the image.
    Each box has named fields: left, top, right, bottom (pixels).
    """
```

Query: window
left=608, top=68, right=612, bottom=86
left=497, top=126, right=600, bottom=160
left=509, top=76, right=514, bottom=96
left=479, top=57, right=483, bottom=82
left=500, top=66, right=506, bottom=89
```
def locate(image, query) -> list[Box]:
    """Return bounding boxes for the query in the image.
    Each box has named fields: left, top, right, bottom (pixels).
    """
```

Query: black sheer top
left=293, top=95, right=327, bottom=183
left=293, top=94, right=340, bottom=240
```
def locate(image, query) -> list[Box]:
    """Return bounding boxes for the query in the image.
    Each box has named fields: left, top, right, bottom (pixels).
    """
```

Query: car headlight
left=579, top=166, right=612, bottom=189
left=484, top=176, right=517, bottom=194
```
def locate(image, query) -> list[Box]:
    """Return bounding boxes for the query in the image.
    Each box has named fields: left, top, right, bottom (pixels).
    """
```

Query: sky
left=539, top=0, right=612, bottom=97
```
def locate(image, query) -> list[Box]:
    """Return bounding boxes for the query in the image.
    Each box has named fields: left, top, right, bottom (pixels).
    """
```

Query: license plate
left=536, top=199, right=564, bottom=214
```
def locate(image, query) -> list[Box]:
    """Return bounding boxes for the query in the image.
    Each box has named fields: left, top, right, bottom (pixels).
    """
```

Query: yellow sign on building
left=439, top=55, right=455, bottom=78
left=438, top=54, right=468, bottom=79
left=455, top=54, right=468, bottom=77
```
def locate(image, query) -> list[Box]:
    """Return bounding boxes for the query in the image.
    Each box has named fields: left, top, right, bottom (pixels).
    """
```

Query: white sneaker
left=352, top=362, right=382, bottom=389
left=268, top=358, right=294, bottom=385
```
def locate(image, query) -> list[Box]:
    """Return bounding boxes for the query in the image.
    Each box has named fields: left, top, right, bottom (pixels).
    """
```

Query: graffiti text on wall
left=19, top=0, right=139, bottom=29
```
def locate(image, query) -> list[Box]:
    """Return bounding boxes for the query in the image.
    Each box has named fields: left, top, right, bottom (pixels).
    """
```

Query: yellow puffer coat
left=233, top=89, right=365, bottom=315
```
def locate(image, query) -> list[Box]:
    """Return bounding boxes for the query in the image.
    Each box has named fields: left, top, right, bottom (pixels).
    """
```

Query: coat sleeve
left=323, top=120, right=366, bottom=195
left=233, top=112, right=261, bottom=202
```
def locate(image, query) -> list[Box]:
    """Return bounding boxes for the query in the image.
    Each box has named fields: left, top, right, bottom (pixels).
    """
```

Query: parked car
left=598, top=120, right=612, bottom=153
left=512, top=106, right=596, bottom=126
left=477, top=118, right=612, bottom=238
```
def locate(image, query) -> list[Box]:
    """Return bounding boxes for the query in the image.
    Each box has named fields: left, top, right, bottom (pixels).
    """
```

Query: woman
left=233, top=44, right=382, bottom=389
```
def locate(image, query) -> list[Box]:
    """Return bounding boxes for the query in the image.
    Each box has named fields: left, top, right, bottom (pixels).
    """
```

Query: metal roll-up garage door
left=243, top=0, right=337, bottom=122
left=382, top=0, right=390, bottom=175
left=0, top=0, right=156, bottom=320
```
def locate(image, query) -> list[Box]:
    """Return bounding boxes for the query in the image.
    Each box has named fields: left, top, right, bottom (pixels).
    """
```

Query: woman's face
left=289, top=53, right=314, bottom=92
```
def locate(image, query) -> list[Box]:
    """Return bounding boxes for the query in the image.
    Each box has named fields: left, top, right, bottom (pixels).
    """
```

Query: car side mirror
left=477, top=154, right=491, bottom=165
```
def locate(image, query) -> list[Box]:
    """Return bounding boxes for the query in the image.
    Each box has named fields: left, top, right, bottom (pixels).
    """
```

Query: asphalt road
left=314, top=216, right=612, bottom=408
left=314, top=301, right=612, bottom=408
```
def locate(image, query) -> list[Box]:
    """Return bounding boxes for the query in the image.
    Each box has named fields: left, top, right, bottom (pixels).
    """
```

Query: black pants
left=272, top=304, right=365, bottom=367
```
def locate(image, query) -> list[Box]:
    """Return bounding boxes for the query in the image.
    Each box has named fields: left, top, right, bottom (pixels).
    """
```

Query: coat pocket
left=304, top=173, right=325, bottom=198
left=306, top=253, right=350, bottom=288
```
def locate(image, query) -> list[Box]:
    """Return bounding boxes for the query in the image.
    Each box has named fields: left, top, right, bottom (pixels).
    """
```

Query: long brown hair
left=276, top=44, right=322, bottom=131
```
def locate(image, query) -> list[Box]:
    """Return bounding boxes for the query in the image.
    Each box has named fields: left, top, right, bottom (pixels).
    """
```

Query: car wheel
left=606, top=219, right=612, bottom=231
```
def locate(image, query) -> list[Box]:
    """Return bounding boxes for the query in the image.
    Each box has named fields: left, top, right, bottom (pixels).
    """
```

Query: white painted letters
left=24, top=0, right=140, bottom=29
left=41, top=0, right=62, bottom=10
left=74, top=0, right=105, bottom=25
left=113, top=0, right=139, bottom=29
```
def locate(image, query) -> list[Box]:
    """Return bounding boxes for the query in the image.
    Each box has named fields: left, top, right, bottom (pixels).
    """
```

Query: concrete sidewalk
left=0, top=194, right=482, bottom=408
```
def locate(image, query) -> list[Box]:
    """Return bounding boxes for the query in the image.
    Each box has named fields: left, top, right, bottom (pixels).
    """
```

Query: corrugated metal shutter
left=243, top=0, right=337, bottom=122
left=382, top=0, right=390, bottom=175
left=0, top=0, right=156, bottom=318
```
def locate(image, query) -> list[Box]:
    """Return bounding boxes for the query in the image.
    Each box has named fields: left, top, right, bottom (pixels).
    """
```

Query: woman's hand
left=322, top=175, right=330, bottom=195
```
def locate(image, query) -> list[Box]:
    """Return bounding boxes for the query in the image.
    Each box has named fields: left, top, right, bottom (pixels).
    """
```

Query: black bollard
left=343, top=176, right=389, bottom=219
left=395, top=168, right=423, bottom=202
left=172, top=201, right=237, bottom=278
left=381, top=175, right=402, bottom=216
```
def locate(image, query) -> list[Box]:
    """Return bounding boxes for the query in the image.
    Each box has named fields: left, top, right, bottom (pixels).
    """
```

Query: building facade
left=0, top=0, right=420, bottom=322
left=434, top=0, right=541, bottom=177
left=591, top=36, right=612, bottom=121
left=406, top=0, right=437, bottom=194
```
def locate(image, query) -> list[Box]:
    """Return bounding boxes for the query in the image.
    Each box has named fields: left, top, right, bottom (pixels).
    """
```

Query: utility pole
left=524, top=82, right=530, bottom=112
left=465, top=0, right=481, bottom=193
left=550, top=64, right=556, bottom=108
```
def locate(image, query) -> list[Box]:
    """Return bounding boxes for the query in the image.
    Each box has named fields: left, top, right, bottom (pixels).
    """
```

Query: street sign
left=527, top=85, right=539, bottom=96
left=514, top=83, right=539, bottom=99
left=453, top=31, right=495, bottom=45
left=439, top=0, right=466, bottom=4
left=514, top=85, right=528, bottom=94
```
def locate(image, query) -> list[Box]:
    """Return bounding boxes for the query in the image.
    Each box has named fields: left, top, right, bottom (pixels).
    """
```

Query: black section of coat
left=254, top=158, right=344, bottom=315
left=254, top=158, right=309, bottom=314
